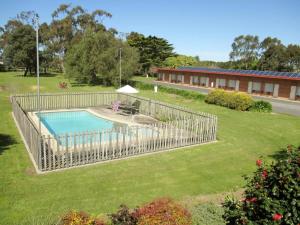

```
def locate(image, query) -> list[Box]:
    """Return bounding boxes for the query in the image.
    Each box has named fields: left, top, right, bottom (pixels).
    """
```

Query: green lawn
left=1, top=72, right=300, bottom=224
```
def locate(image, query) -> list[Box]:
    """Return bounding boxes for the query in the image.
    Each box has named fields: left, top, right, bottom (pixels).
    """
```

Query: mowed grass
left=0, top=72, right=299, bottom=224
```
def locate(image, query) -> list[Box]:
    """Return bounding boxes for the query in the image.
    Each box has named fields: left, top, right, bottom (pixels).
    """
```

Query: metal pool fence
left=11, top=92, right=217, bottom=173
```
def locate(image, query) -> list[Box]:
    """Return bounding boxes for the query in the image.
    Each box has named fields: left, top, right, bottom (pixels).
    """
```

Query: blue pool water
left=38, top=110, right=116, bottom=136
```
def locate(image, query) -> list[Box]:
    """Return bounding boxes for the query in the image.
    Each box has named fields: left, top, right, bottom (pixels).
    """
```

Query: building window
left=200, top=77, right=207, bottom=86
left=252, top=82, right=261, bottom=92
left=158, top=73, right=164, bottom=80
left=192, top=76, right=199, bottom=85
left=171, top=74, right=176, bottom=82
left=177, top=75, right=183, bottom=83
left=264, top=83, right=274, bottom=94
left=228, top=80, right=236, bottom=89
left=219, top=79, right=226, bottom=88
left=296, top=86, right=300, bottom=96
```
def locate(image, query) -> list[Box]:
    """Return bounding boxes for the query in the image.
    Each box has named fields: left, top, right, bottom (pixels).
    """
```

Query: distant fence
left=11, top=92, right=217, bottom=172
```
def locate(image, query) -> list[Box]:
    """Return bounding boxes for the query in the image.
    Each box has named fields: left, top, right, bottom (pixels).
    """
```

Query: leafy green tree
left=259, top=37, right=282, bottom=53
left=286, top=44, right=300, bottom=72
left=229, top=35, right=260, bottom=70
left=1, top=11, right=54, bottom=75
left=48, top=4, right=112, bottom=71
left=65, top=28, right=139, bottom=86
left=163, top=55, right=199, bottom=68
left=3, top=24, right=36, bottom=76
left=258, top=44, right=289, bottom=72
left=127, top=32, right=175, bottom=74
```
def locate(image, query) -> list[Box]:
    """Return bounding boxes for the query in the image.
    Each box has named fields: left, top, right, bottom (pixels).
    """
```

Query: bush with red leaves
left=59, top=81, right=68, bottom=89
left=134, top=198, right=192, bottom=225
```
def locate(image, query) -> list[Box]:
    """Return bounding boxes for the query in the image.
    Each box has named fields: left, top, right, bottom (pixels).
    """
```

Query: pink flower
left=256, top=159, right=262, bottom=167
left=245, top=197, right=257, bottom=203
left=272, top=213, right=283, bottom=221
left=262, top=170, right=268, bottom=179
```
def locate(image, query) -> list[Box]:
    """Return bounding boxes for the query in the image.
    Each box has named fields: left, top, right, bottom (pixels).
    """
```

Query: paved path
left=142, top=79, right=300, bottom=116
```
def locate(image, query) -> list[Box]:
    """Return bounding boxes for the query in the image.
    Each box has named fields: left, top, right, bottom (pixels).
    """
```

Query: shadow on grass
left=0, top=134, right=17, bottom=155
left=15, top=72, right=58, bottom=77
left=268, top=149, right=288, bottom=161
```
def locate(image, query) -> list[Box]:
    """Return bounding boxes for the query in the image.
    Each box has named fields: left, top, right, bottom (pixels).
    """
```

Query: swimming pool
left=38, top=110, right=121, bottom=136
left=37, top=110, right=155, bottom=147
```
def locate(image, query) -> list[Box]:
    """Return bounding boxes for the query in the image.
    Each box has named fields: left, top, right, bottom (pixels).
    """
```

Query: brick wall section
left=159, top=71, right=300, bottom=100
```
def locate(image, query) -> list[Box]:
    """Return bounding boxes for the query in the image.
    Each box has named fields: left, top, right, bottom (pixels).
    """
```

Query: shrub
left=250, top=100, right=272, bottom=112
left=134, top=198, right=192, bottom=225
left=190, top=203, right=225, bottom=225
left=59, top=81, right=68, bottom=89
left=111, top=204, right=138, bottom=225
left=59, top=210, right=106, bottom=225
left=205, top=89, right=254, bottom=111
left=223, top=145, right=300, bottom=224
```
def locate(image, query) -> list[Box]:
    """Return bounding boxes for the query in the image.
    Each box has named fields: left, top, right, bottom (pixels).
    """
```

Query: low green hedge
left=132, top=81, right=272, bottom=113
left=205, top=89, right=254, bottom=111
left=132, top=81, right=205, bottom=101
left=250, top=100, right=272, bottom=112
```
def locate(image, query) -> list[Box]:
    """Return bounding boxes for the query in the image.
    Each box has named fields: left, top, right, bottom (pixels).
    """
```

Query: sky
left=0, top=0, right=299, bottom=61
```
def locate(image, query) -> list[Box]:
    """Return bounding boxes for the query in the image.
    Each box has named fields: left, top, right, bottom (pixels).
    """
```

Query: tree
left=48, top=4, right=112, bottom=71
left=0, top=11, right=53, bottom=76
left=258, top=44, right=289, bottom=72
left=229, top=35, right=260, bottom=70
left=223, top=145, right=300, bottom=224
left=65, top=28, right=139, bottom=86
left=3, top=24, right=36, bottom=76
left=286, top=44, right=300, bottom=72
left=127, top=32, right=175, bottom=74
left=259, top=37, right=282, bottom=54
left=163, top=55, right=199, bottom=68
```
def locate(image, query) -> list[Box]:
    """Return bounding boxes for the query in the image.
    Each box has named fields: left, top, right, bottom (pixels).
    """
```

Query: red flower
left=256, top=159, right=262, bottom=167
left=272, top=213, right=283, bottom=221
left=245, top=197, right=257, bottom=203
left=262, top=170, right=268, bottom=179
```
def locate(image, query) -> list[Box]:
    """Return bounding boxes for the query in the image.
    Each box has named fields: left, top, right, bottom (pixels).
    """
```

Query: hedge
left=131, top=81, right=206, bottom=101
left=205, top=89, right=254, bottom=111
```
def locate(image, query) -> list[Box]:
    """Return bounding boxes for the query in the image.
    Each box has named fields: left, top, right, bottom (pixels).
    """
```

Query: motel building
left=156, top=67, right=300, bottom=101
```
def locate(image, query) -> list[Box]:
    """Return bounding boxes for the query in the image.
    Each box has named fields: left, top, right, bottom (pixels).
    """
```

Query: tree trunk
left=24, top=67, right=28, bottom=76
left=90, top=72, right=97, bottom=84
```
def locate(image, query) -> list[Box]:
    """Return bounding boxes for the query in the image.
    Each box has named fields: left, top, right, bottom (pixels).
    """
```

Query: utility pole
left=119, top=47, right=122, bottom=88
left=34, top=14, right=41, bottom=168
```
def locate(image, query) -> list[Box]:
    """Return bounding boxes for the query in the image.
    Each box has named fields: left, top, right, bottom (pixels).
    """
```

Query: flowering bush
left=134, top=198, right=192, bottom=225
left=59, top=210, right=106, bottom=225
left=205, top=89, right=254, bottom=111
left=223, top=145, right=300, bottom=224
left=59, top=81, right=68, bottom=89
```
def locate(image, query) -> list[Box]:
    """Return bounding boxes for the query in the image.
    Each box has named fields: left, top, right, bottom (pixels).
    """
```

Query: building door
left=252, top=82, right=261, bottom=93
left=264, top=83, right=274, bottom=95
